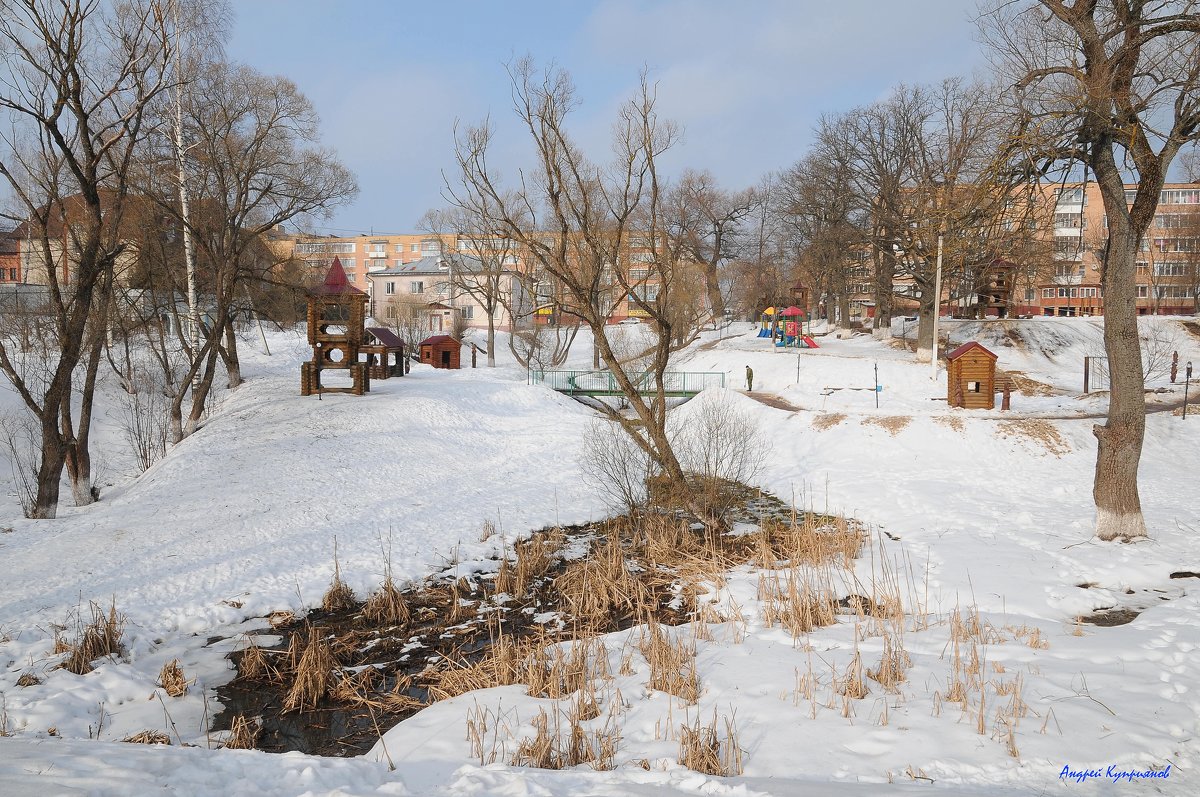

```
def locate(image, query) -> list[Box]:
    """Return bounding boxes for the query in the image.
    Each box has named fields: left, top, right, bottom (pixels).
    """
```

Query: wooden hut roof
left=419, top=335, right=459, bottom=346
left=366, top=327, right=404, bottom=347
left=310, top=257, right=367, bottom=297
left=946, top=341, right=997, bottom=361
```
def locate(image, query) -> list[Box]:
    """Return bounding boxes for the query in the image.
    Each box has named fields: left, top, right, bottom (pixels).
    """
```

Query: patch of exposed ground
left=1172, top=403, right=1200, bottom=417
left=997, top=419, right=1071, bottom=456
left=862, top=416, right=912, bottom=436
left=812, top=413, right=846, bottom=431
left=746, top=393, right=803, bottom=412
left=1181, top=320, right=1200, bottom=342
left=933, top=416, right=964, bottom=433
left=214, top=486, right=864, bottom=757
left=998, top=369, right=1057, bottom=397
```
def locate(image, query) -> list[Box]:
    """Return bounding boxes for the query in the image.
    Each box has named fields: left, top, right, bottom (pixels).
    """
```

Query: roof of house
left=309, top=257, right=367, bottom=297
left=368, top=253, right=487, bottom=277
left=946, top=341, right=997, bottom=361
left=419, top=335, right=459, bottom=347
left=365, top=327, right=404, bottom=348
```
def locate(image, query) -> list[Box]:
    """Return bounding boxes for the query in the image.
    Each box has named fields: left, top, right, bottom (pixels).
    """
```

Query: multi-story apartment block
left=1009, top=182, right=1200, bottom=317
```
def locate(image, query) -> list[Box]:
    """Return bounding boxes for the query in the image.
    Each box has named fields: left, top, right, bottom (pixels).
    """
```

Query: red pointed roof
left=780, top=305, right=805, bottom=317
left=946, top=341, right=997, bottom=361
left=309, top=257, right=367, bottom=296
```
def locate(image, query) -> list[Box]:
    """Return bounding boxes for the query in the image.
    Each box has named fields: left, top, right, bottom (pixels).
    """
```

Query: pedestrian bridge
left=530, top=369, right=725, bottom=397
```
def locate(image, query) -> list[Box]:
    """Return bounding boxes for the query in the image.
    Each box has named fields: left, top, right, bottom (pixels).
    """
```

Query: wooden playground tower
left=301, top=258, right=371, bottom=396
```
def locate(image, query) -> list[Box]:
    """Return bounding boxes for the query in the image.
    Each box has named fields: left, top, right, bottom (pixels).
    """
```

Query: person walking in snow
left=745, top=365, right=754, bottom=391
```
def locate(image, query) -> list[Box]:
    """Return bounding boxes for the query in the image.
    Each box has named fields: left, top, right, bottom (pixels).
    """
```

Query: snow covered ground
left=2, top=317, right=1199, bottom=795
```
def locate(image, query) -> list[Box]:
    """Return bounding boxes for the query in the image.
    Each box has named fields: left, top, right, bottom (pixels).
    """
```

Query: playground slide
left=801, top=336, right=819, bottom=348
left=757, top=328, right=770, bottom=338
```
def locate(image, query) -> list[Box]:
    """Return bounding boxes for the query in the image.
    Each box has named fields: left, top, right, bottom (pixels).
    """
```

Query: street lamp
left=1185, top=361, right=1194, bottom=419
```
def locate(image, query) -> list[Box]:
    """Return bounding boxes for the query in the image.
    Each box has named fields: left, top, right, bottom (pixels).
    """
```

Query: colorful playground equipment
left=757, top=305, right=818, bottom=348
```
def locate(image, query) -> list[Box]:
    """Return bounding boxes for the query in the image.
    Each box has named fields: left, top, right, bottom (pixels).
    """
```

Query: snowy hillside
left=2, top=318, right=1199, bottom=796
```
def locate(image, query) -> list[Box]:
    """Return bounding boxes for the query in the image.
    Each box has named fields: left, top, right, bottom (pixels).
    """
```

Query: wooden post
left=1083, top=356, right=1090, bottom=394
left=1001, top=382, right=1011, bottom=411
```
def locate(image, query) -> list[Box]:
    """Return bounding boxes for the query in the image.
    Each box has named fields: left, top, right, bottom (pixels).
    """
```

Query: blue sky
left=227, top=1, right=988, bottom=235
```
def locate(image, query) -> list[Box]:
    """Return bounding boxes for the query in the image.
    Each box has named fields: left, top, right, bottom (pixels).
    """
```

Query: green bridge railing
left=531, top=369, right=725, bottom=397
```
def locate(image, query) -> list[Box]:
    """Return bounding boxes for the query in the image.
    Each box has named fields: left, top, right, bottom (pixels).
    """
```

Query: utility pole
left=931, top=231, right=944, bottom=381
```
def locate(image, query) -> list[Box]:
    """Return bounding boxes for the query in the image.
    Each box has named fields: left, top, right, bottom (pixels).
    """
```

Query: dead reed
left=639, top=622, right=700, bottom=704
left=158, top=659, right=188, bottom=697
left=282, top=626, right=336, bottom=712
left=121, top=730, right=172, bottom=745
left=322, top=544, right=356, bottom=613
left=223, top=714, right=261, bottom=749
left=60, top=600, right=125, bottom=675
left=361, top=577, right=410, bottom=627
left=678, top=710, right=743, bottom=777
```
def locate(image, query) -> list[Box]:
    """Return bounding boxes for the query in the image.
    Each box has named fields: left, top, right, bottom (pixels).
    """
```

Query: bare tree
left=668, top=169, right=755, bottom=321
left=982, top=0, right=1200, bottom=541
left=145, top=61, right=357, bottom=441
left=449, top=60, right=719, bottom=527
left=0, top=0, right=173, bottom=517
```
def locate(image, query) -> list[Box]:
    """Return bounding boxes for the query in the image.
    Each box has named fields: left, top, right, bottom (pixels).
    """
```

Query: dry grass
left=322, top=547, right=357, bottom=613
left=513, top=530, right=562, bottom=595
left=60, top=600, right=125, bottom=675
left=16, top=672, right=40, bottom=687
left=509, top=704, right=619, bottom=771
left=426, top=633, right=530, bottom=702
left=121, top=730, right=171, bottom=745
left=223, top=714, right=261, bottom=749
left=362, top=577, right=410, bottom=627
left=554, top=533, right=650, bottom=631
left=997, top=419, right=1071, bottom=457
left=158, top=659, right=188, bottom=697
left=282, top=626, right=336, bottom=712
left=237, top=638, right=282, bottom=683
left=678, top=711, right=743, bottom=777
left=933, top=415, right=964, bottom=433
left=867, top=634, right=911, bottom=692
left=862, top=416, right=912, bottom=436
left=759, top=569, right=838, bottom=638
left=812, top=413, right=846, bottom=431
left=836, top=651, right=870, bottom=700
left=527, top=637, right=610, bottom=700
left=639, top=622, right=699, bottom=703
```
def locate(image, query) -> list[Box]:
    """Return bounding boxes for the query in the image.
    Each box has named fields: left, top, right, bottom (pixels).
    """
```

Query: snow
left=2, top=318, right=1199, bottom=795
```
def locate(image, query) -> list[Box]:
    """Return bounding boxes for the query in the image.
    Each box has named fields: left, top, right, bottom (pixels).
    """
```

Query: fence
left=530, top=369, right=725, bottom=397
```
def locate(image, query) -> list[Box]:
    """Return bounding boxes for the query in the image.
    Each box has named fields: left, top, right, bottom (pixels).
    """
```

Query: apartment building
left=1012, top=182, right=1200, bottom=317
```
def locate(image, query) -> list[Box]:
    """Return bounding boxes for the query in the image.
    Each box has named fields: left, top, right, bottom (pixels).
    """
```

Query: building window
left=1136, top=284, right=1149, bottom=298
left=410, top=281, right=424, bottom=293
left=1042, top=288, right=1054, bottom=299
left=1160, top=189, right=1200, bottom=205
left=410, top=243, right=418, bottom=252
left=385, top=281, right=395, bottom=295
left=1058, top=288, right=1069, bottom=298
left=459, top=306, right=474, bottom=319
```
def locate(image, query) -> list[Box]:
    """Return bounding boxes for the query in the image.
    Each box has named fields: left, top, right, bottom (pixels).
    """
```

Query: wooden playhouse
left=946, top=341, right=998, bottom=409
left=419, top=335, right=461, bottom=369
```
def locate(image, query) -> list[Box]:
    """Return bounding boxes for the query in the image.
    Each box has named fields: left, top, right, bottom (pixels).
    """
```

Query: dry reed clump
left=526, top=637, right=610, bottom=700
left=322, top=549, right=357, bottom=613
left=361, top=577, right=410, bottom=627
left=554, top=534, right=650, bottom=631
left=121, top=730, right=171, bottom=745
left=425, top=633, right=529, bottom=702
left=158, top=659, right=188, bottom=697
left=836, top=651, right=870, bottom=700
left=677, top=711, right=743, bottom=777
left=639, top=622, right=700, bottom=704
left=513, top=529, right=563, bottom=595
left=333, top=668, right=424, bottom=713
left=60, top=600, right=126, bottom=675
left=510, top=704, right=619, bottom=771
left=236, top=638, right=282, bottom=683
left=758, top=569, right=838, bottom=637
left=752, top=516, right=865, bottom=569
left=223, top=714, right=261, bottom=749
left=866, top=635, right=911, bottom=692
left=282, top=626, right=336, bottom=712
left=16, top=672, right=40, bottom=687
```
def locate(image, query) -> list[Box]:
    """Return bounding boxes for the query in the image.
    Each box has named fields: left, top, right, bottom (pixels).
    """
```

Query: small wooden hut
left=419, top=334, right=461, bottom=369
left=363, top=327, right=406, bottom=379
left=946, top=342, right=998, bottom=409
left=301, top=258, right=370, bottom=396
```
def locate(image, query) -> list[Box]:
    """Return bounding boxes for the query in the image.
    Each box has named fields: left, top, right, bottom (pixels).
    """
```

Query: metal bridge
left=531, top=369, right=725, bottom=398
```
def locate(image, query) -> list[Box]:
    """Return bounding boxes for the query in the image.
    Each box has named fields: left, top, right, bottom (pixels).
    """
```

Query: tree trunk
left=702, top=262, right=725, bottom=321
left=222, top=316, right=242, bottom=388
left=64, top=327, right=106, bottom=506
left=914, top=276, right=936, bottom=362
left=1092, top=159, right=1148, bottom=542
left=31, top=413, right=64, bottom=519
left=487, top=314, right=496, bottom=367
